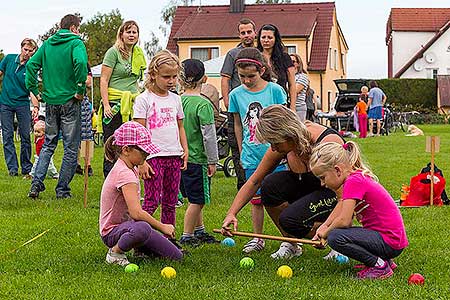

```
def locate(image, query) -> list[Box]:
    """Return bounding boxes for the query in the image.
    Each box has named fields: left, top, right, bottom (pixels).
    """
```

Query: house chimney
left=230, top=0, right=245, bottom=13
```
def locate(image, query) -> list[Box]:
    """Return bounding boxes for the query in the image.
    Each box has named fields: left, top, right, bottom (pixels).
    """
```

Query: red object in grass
left=408, top=273, right=425, bottom=285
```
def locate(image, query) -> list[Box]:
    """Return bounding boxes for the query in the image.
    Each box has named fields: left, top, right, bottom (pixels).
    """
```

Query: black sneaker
left=28, top=184, right=43, bottom=199
left=195, top=231, right=221, bottom=244
left=75, top=164, right=83, bottom=175
left=9, top=171, right=18, bottom=177
left=56, top=193, right=72, bottom=200
left=168, top=238, right=183, bottom=249
left=179, top=236, right=201, bottom=247
left=87, top=166, right=93, bottom=177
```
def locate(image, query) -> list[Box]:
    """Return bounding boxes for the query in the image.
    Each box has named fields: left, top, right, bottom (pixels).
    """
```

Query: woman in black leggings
left=221, top=105, right=344, bottom=259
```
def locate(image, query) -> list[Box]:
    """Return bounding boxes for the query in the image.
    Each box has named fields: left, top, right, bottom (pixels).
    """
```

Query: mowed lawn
left=0, top=125, right=449, bottom=299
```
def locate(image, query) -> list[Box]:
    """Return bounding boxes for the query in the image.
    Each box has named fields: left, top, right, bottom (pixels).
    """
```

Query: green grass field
left=1, top=125, right=449, bottom=299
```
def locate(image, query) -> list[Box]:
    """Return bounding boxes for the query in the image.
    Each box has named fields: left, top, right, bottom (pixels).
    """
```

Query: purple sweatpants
left=101, top=220, right=183, bottom=261
left=142, top=156, right=182, bottom=226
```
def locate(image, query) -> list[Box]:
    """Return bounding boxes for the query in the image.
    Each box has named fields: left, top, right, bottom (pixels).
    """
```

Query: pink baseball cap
left=113, top=121, right=159, bottom=155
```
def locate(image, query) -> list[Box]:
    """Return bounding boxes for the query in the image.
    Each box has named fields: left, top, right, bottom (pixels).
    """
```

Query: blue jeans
left=328, top=227, right=404, bottom=267
left=32, top=99, right=81, bottom=197
left=0, top=104, right=32, bottom=174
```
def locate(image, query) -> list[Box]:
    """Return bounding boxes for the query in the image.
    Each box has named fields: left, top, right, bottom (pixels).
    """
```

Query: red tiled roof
left=394, top=21, right=450, bottom=78
left=174, top=12, right=317, bottom=39
left=386, top=8, right=450, bottom=43
left=167, top=2, right=337, bottom=71
left=437, top=75, right=450, bottom=107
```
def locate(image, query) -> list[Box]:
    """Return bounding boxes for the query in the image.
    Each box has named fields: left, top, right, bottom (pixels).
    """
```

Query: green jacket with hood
left=26, top=29, right=88, bottom=105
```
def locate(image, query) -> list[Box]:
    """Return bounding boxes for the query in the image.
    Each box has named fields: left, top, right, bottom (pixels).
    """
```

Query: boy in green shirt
left=179, top=59, right=220, bottom=246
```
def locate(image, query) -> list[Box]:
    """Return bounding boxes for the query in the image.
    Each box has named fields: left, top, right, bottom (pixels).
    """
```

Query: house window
left=341, top=52, right=346, bottom=74
left=191, top=47, right=219, bottom=62
left=334, top=49, right=338, bottom=70
left=328, top=48, right=332, bottom=69
left=328, top=91, right=332, bottom=111
left=286, top=45, right=297, bottom=54
left=427, top=68, right=439, bottom=79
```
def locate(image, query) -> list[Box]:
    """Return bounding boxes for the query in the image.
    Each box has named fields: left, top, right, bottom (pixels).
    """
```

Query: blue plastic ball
left=336, top=255, right=349, bottom=264
left=221, top=237, right=236, bottom=247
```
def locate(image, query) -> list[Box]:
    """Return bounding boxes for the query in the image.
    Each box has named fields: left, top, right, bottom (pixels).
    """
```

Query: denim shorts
left=245, top=164, right=286, bottom=205
left=368, top=106, right=382, bottom=120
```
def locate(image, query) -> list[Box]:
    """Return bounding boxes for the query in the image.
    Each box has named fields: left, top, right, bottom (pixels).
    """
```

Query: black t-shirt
left=272, top=52, right=294, bottom=95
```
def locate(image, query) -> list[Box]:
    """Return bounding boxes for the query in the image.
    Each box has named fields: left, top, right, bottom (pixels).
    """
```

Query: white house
left=386, top=8, right=450, bottom=79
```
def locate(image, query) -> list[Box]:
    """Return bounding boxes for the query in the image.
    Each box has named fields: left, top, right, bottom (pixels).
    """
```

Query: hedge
left=375, top=78, right=437, bottom=109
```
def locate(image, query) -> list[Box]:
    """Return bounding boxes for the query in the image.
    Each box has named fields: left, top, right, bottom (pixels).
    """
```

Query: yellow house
left=167, top=1, right=348, bottom=112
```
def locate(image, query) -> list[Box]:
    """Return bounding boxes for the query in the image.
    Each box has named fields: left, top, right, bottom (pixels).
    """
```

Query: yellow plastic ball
left=277, top=265, right=293, bottom=279
left=161, top=266, right=177, bottom=279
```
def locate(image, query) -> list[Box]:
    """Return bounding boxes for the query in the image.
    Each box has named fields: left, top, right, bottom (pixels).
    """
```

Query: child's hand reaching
left=160, top=224, right=176, bottom=239
left=180, top=152, right=188, bottom=171
left=312, top=224, right=329, bottom=249
left=207, top=164, right=216, bottom=177
left=138, top=161, right=155, bottom=180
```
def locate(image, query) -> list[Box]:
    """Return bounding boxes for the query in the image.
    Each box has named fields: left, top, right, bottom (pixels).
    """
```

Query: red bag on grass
left=402, top=172, right=445, bottom=207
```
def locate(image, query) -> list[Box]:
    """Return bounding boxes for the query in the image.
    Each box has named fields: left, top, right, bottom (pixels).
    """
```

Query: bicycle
left=381, top=105, right=419, bottom=135
left=389, top=110, right=420, bottom=133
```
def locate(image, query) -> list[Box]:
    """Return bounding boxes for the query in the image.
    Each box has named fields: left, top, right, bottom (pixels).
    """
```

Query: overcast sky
left=1, top=0, right=448, bottom=78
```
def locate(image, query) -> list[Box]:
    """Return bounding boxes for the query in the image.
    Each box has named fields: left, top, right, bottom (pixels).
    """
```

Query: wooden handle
left=213, top=229, right=325, bottom=246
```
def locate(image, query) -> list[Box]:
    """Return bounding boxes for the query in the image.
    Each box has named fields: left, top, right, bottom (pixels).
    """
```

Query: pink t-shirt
left=99, top=158, right=140, bottom=237
left=342, top=171, right=408, bottom=250
left=133, top=90, right=184, bottom=158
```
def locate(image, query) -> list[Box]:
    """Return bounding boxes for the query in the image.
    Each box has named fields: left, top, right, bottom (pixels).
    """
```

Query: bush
left=376, top=78, right=436, bottom=108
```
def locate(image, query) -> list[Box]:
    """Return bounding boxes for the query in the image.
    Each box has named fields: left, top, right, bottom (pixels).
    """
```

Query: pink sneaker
left=357, top=260, right=393, bottom=280
left=354, top=259, right=397, bottom=270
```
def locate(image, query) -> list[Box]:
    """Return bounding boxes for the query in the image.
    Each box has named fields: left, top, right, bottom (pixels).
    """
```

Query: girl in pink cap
left=99, top=121, right=183, bottom=266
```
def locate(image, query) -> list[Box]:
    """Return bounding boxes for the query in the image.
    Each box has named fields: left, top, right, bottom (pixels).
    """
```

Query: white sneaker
left=105, top=248, right=130, bottom=266
left=270, top=242, right=303, bottom=259
left=242, top=238, right=265, bottom=253
left=323, top=249, right=342, bottom=260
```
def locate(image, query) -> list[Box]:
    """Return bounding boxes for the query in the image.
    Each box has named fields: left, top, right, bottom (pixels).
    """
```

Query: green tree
left=80, top=9, right=123, bottom=66
left=144, top=0, right=192, bottom=57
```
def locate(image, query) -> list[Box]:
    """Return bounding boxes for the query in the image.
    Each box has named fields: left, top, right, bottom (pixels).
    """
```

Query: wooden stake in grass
left=213, top=229, right=325, bottom=246
left=80, top=140, right=93, bottom=208
left=426, top=136, right=440, bottom=206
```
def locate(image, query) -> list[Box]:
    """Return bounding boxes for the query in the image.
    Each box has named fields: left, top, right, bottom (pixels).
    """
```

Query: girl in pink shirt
left=99, top=121, right=183, bottom=266
left=310, top=141, right=408, bottom=280
left=133, top=50, right=188, bottom=229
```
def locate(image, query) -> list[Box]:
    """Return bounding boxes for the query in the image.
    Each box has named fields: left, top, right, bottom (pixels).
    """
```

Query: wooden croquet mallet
left=213, top=229, right=326, bottom=247
left=426, top=136, right=440, bottom=206
left=80, top=140, right=93, bottom=208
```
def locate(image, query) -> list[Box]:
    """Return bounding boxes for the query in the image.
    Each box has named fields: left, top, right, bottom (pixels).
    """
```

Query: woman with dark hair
left=257, top=24, right=296, bottom=111
left=100, top=20, right=147, bottom=177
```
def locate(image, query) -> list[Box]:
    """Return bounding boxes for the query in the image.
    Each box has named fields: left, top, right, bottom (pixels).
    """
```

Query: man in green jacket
left=26, top=14, right=88, bottom=199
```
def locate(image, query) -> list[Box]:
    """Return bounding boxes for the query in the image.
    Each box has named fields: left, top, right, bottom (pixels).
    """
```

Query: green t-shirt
left=0, top=54, right=30, bottom=107
left=102, top=46, right=139, bottom=94
left=182, top=95, right=215, bottom=164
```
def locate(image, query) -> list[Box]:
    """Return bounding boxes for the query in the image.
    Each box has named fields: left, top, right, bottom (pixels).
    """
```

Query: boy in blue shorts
left=179, top=59, right=220, bottom=246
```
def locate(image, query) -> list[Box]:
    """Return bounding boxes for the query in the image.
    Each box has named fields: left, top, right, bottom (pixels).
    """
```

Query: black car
left=328, top=79, right=369, bottom=131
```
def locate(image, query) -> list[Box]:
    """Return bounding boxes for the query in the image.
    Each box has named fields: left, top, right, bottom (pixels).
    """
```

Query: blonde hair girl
left=133, top=50, right=188, bottom=229
left=309, top=141, right=377, bottom=181
left=115, top=20, right=140, bottom=60
left=310, top=141, right=408, bottom=280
